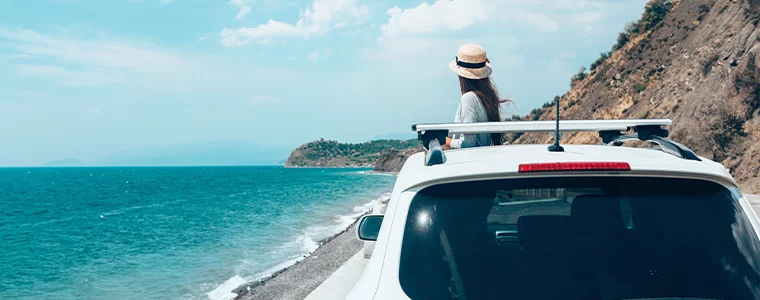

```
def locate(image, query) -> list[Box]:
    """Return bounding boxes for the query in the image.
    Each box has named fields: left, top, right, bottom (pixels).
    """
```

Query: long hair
left=459, top=76, right=512, bottom=145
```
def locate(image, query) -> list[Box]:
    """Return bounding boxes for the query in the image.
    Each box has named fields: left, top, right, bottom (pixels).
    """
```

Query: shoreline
left=282, top=165, right=373, bottom=169
left=363, top=170, right=399, bottom=176
left=230, top=193, right=391, bottom=300
left=231, top=215, right=367, bottom=300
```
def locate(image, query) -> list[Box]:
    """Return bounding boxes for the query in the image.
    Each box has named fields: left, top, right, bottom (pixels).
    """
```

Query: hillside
left=515, top=0, right=760, bottom=193
left=284, top=139, right=421, bottom=168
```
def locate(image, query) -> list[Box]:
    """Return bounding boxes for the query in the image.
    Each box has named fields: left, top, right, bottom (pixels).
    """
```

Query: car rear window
left=399, top=177, right=760, bottom=300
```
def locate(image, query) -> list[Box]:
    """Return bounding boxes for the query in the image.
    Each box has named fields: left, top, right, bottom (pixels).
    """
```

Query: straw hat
left=449, top=43, right=492, bottom=79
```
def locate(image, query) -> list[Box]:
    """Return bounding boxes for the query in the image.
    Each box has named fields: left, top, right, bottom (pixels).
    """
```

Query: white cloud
left=517, top=12, right=558, bottom=32
left=380, top=0, right=490, bottom=37
left=198, top=36, right=208, bottom=41
left=14, top=64, right=123, bottom=87
left=306, top=48, right=333, bottom=62
left=572, top=11, right=604, bottom=24
left=5, top=54, right=33, bottom=59
left=375, top=0, right=614, bottom=35
left=0, top=29, right=192, bottom=75
left=0, top=28, right=197, bottom=88
left=251, top=95, right=281, bottom=104
left=571, top=10, right=604, bottom=32
left=229, top=0, right=253, bottom=20
left=88, top=108, right=101, bottom=114
left=220, top=0, right=369, bottom=47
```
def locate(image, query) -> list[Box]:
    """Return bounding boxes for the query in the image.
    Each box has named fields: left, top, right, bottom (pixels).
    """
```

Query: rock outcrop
left=373, top=148, right=421, bottom=173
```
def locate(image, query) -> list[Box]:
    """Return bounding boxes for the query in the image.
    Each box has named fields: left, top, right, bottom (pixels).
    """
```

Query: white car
left=348, top=119, right=760, bottom=300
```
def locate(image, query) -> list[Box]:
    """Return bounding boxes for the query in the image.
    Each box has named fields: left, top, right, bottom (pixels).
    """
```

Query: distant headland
left=284, top=139, right=421, bottom=172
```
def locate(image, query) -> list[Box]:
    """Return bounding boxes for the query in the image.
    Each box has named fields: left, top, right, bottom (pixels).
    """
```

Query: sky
left=0, top=0, right=649, bottom=166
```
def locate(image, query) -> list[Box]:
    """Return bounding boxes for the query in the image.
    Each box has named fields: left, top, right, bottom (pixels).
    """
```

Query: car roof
left=394, top=144, right=735, bottom=192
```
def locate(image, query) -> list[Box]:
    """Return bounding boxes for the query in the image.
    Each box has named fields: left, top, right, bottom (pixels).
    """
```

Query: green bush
left=542, top=96, right=561, bottom=108
left=624, top=21, right=641, bottom=36
left=613, top=32, right=630, bottom=51
left=510, top=132, right=523, bottom=143
left=530, top=108, right=543, bottom=121
left=612, top=0, right=672, bottom=51
left=511, top=114, right=521, bottom=121
left=711, top=113, right=746, bottom=152
left=702, top=54, right=719, bottom=76
left=634, top=83, right=647, bottom=93
left=640, top=0, right=673, bottom=32
left=590, top=52, right=611, bottom=71
left=571, top=66, right=588, bottom=86
left=735, top=54, right=760, bottom=114
left=699, top=4, right=711, bottom=14
left=749, top=0, right=760, bottom=20
left=719, top=5, right=729, bottom=14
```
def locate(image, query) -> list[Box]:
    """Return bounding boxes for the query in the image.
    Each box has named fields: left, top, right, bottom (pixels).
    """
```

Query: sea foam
left=207, top=275, right=246, bottom=300
left=210, top=193, right=391, bottom=300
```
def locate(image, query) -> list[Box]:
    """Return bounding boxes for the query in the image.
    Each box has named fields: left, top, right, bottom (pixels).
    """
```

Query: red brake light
left=518, top=162, right=631, bottom=173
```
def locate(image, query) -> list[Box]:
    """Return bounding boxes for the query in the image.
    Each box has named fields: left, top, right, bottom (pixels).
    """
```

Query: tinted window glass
left=399, top=177, right=760, bottom=300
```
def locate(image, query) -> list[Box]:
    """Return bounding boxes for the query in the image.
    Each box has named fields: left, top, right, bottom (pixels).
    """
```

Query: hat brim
left=449, top=60, right=492, bottom=79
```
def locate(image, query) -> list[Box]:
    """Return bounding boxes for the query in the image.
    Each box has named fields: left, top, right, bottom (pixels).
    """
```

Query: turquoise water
left=0, top=166, right=396, bottom=300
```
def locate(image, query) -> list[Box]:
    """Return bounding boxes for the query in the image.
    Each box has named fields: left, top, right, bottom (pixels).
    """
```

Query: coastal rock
left=373, top=148, right=420, bottom=173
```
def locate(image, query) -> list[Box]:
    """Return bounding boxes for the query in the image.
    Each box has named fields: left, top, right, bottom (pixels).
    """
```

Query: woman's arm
left=450, top=93, right=481, bottom=149
left=443, top=137, right=453, bottom=150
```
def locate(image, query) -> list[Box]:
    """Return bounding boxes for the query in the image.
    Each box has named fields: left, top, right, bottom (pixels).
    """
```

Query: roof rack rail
left=413, top=119, right=701, bottom=166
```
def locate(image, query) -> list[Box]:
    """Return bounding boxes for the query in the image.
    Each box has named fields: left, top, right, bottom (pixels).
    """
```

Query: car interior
left=399, top=178, right=760, bottom=300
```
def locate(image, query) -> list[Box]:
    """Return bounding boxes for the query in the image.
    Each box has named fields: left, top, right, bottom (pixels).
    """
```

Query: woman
left=445, top=43, right=511, bottom=149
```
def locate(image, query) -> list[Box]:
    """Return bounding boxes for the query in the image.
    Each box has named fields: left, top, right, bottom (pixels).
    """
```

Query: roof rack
left=413, top=119, right=701, bottom=166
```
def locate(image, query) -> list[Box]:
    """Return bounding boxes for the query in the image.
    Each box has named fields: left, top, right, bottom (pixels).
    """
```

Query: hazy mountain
left=93, top=141, right=293, bottom=166
left=45, top=158, right=85, bottom=166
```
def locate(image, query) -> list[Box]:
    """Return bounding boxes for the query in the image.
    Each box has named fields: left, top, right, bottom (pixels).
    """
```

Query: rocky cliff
left=514, top=0, right=760, bottom=193
left=372, top=148, right=421, bottom=173
left=284, top=139, right=420, bottom=168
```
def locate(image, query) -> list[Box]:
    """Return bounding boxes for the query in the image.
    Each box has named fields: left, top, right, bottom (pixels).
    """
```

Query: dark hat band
left=456, top=56, right=487, bottom=69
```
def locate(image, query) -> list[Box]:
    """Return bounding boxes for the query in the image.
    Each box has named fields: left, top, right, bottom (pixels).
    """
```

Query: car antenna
left=547, top=97, right=564, bottom=152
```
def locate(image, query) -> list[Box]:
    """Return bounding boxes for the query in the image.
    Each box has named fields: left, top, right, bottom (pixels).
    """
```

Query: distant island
left=285, top=139, right=421, bottom=171
left=44, top=158, right=85, bottom=166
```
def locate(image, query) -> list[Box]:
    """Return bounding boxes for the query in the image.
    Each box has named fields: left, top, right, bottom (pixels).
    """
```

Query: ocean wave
left=101, top=199, right=187, bottom=217
left=207, top=275, right=247, bottom=300
left=209, top=192, right=391, bottom=300
left=360, top=171, right=397, bottom=177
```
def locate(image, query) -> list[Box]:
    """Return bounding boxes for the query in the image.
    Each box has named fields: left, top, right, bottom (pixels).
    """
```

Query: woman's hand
left=443, top=137, right=453, bottom=150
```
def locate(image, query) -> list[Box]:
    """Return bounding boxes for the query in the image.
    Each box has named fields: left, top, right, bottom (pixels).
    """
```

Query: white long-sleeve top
left=450, top=91, right=493, bottom=149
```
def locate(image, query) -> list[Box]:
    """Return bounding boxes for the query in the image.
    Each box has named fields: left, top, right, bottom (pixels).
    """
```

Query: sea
left=0, top=166, right=396, bottom=300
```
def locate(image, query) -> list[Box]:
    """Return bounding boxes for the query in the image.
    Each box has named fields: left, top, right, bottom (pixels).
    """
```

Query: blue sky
left=0, top=0, right=648, bottom=165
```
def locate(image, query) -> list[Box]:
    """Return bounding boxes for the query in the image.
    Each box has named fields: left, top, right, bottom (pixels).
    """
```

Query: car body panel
left=347, top=144, right=755, bottom=300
